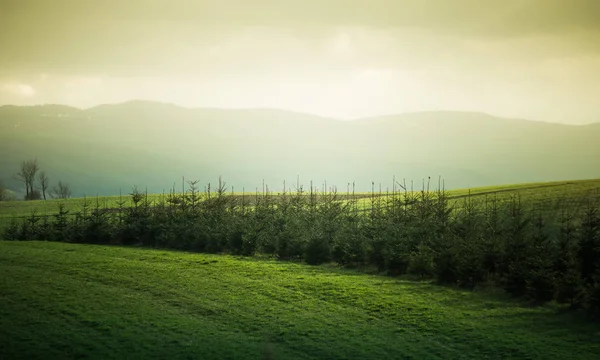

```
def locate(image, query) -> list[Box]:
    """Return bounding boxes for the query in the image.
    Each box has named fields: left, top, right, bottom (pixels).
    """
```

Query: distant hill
left=1, top=101, right=599, bottom=197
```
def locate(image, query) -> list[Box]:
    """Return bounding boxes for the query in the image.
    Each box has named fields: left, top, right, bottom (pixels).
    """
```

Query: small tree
left=408, top=243, right=435, bottom=277
left=554, top=212, right=584, bottom=307
left=52, top=181, right=72, bottom=199
left=578, top=202, right=600, bottom=285
left=0, top=181, right=7, bottom=202
left=525, top=213, right=556, bottom=304
left=16, top=158, right=40, bottom=200
left=498, top=195, right=532, bottom=296
left=38, top=171, right=49, bottom=200
left=584, top=269, right=600, bottom=318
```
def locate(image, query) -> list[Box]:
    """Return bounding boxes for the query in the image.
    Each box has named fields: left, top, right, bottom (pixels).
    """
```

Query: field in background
left=1, top=241, right=599, bottom=359
left=2, top=178, right=599, bottom=233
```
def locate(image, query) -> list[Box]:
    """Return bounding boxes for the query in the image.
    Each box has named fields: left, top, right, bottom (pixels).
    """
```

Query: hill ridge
left=2, top=101, right=597, bottom=126
left=2, top=102, right=600, bottom=197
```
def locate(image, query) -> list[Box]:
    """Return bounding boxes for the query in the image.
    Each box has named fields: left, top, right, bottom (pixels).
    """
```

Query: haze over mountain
left=2, top=1, right=600, bottom=124
left=1, top=101, right=599, bottom=198
left=2, top=1, right=599, bottom=198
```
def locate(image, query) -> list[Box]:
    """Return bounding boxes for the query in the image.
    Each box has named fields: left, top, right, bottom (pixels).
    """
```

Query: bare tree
left=38, top=171, right=49, bottom=200
left=16, top=158, right=40, bottom=200
left=0, top=181, right=7, bottom=202
left=52, top=180, right=72, bottom=199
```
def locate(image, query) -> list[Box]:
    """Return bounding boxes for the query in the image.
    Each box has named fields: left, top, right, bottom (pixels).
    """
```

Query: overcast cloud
left=1, top=0, right=599, bottom=123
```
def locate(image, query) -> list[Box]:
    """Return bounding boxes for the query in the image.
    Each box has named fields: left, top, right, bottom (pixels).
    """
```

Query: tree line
left=0, top=158, right=72, bottom=201
left=3, top=177, right=600, bottom=319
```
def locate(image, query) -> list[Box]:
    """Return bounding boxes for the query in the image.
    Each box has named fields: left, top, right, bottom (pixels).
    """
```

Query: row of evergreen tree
left=4, top=179, right=600, bottom=317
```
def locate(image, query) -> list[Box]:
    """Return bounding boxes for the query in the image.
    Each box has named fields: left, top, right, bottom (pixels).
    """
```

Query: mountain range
left=1, top=100, right=599, bottom=198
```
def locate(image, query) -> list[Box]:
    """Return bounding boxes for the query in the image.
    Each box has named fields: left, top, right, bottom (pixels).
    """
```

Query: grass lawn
left=1, top=241, right=599, bottom=359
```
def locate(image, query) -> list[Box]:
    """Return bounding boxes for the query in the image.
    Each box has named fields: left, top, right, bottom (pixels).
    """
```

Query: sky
left=1, top=0, right=599, bottom=124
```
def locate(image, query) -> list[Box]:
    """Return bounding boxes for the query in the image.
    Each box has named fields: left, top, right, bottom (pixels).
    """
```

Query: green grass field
left=1, top=241, right=599, bottom=359
left=2, top=178, right=599, bottom=217
left=354, top=178, right=600, bottom=211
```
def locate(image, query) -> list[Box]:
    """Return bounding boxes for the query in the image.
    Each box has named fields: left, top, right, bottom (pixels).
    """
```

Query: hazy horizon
left=5, top=99, right=600, bottom=126
left=1, top=0, right=600, bottom=124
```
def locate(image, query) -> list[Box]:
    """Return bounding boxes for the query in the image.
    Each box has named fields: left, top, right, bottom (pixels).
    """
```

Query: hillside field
left=2, top=178, right=599, bottom=234
left=1, top=241, right=599, bottom=359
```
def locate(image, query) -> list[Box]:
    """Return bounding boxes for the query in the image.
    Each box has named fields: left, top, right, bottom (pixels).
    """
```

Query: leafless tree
left=0, top=181, right=7, bottom=201
left=52, top=180, right=72, bottom=199
left=37, top=171, right=49, bottom=200
left=16, top=158, right=40, bottom=200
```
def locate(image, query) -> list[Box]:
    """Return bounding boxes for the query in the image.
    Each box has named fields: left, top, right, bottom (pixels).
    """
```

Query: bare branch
left=16, top=158, right=40, bottom=200
left=38, top=171, right=49, bottom=201
left=52, top=180, right=72, bottom=199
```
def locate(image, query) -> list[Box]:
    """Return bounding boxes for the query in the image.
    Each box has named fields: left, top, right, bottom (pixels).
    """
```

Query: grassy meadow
left=2, top=178, right=599, bottom=224
left=1, top=241, right=600, bottom=359
left=2, top=178, right=600, bottom=359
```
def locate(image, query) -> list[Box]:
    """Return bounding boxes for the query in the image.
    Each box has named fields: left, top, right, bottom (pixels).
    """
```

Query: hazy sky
left=1, top=0, right=599, bottom=123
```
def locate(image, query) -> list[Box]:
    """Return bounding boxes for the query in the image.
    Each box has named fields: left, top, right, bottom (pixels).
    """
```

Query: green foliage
left=524, top=213, right=557, bottom=303
left=2, top=219, right=21, bottom=240
left=497, top=196, right=532, bottom=296
left=3, top=177, right=600, bottom=317
left=584, top=269, right=600, bottom=319
left=579, top=202, right=600, bottom=284
left=331, top=226, right=368, bottom=267
left=554, top=231, right=582, bottom=309
left=305, top=233, right=331, bottom=265
left=407, top=244, right=435, bottom=277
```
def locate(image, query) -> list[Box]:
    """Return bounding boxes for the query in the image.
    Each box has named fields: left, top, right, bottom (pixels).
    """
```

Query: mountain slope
left=1, top=102, right=599, bottom=197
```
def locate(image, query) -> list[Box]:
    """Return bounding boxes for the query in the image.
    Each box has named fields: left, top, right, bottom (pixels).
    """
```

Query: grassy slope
left=3, top=178, right=598, bottom=219
left=348, top=178, right=600, bottom=211
left=1, top=241, right=599, bottom=360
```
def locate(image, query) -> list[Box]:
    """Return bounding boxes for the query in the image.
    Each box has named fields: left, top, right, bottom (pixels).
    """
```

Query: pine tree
left=578, top=202, right=600, bottom=284
left=554, top=212, right=584, bottom=307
